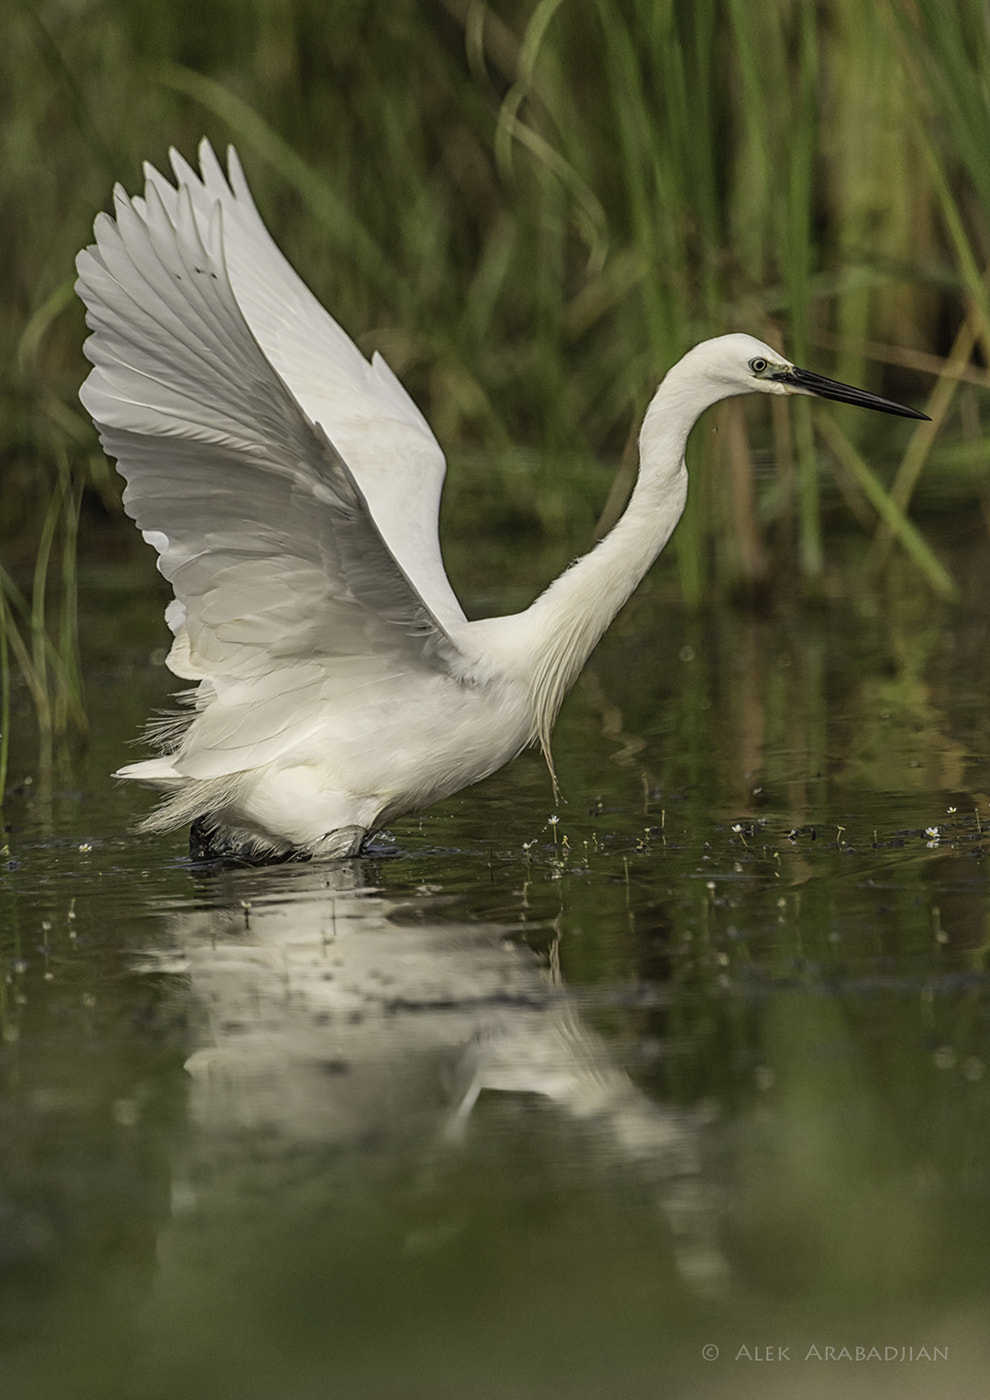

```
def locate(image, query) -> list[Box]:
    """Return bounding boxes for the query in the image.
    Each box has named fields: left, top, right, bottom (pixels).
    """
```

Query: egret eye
left=749, top=357, right=768, bottom=374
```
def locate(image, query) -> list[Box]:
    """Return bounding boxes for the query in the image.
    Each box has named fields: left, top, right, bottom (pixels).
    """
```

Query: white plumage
left=76, top=141, right=927, bottom=860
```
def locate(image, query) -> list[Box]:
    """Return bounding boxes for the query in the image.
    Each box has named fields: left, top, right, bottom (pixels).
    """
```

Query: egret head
left=691, top=332, right=929, bottom=420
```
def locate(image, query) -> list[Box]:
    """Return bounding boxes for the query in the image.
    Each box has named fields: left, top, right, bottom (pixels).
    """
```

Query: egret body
left=76, top=142, right=927, bottom=860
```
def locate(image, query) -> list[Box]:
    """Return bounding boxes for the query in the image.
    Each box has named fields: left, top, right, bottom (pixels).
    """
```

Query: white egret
left=76, top=141, right=928, bottom=861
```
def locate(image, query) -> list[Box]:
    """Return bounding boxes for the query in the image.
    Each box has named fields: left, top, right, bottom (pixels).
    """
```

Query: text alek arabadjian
left=703, top=1343, right=948, bottom=1363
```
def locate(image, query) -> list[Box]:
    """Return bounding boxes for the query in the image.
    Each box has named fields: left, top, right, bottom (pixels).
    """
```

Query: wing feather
left=135, top=141, right=463, bottom=624
left=77, top=150, right=465, bottom=776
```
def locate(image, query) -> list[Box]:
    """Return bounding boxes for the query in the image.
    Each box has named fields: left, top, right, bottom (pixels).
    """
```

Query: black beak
left=774, top=366, right=930, bottom=420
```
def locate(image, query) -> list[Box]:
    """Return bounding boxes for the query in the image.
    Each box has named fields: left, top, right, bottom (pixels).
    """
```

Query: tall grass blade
left=0, top=588, right=9, bottom=811
left=815, top=416, right=957, bottom=601
left=870, top=312, right=978, bottom=570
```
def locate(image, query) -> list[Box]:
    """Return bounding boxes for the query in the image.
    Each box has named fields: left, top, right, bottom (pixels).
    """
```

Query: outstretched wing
left=140, top=140, right=465, bottom=628
left=76, top=154, right=465, bottom=774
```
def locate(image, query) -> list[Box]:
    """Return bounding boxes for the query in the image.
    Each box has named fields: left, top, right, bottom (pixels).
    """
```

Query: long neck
left=521, top=370, right=704, bottom=770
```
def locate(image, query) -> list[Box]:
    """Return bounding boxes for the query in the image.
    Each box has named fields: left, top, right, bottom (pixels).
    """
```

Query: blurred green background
left=6, top=0, right=990, bottom=555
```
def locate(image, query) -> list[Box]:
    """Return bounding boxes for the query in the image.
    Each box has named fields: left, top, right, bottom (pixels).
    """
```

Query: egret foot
left=188, top=816, right=310, bottom=868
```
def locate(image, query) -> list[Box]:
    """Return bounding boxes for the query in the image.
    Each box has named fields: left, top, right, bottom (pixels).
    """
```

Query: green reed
left=2, top=0, right=986, bottom=638
left=0, top=447, right=86, bottom=796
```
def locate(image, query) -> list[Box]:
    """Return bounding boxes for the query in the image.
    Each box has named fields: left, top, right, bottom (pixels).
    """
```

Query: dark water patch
left=2, top=514, right=990, bottom=1396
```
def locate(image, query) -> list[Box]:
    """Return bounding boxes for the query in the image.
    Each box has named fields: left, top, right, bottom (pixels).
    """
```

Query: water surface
left=2, top=491, right=990, bottom=1398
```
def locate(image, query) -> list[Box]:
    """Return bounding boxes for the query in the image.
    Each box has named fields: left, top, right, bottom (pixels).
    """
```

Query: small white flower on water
left=78, top=842, right=92, bottom=853
left=925, top=826, right=940, bottom=840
